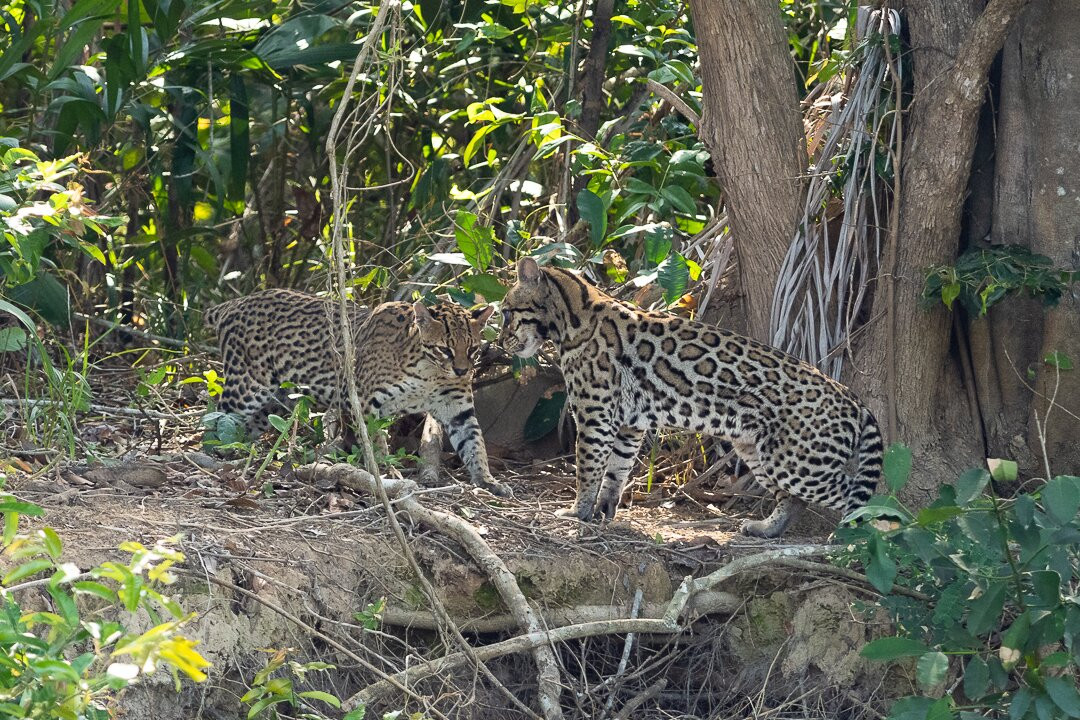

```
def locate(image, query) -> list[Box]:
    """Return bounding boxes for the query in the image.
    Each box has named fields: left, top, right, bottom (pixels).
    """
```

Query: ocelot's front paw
left=596, top=492, right=620, bottom=522
left=477, top=478, right=513, bottom=498
left=739, top=518, right=783, bottom=539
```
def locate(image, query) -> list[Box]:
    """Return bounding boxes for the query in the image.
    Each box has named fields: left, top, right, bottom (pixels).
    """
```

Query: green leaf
left=73, top=580, right=117, bottom=602
left=966, top=582, right=1006, bottom=636
left=41, top=527, right=62, bottom=560
left=988, top=458, right=1018, bottom=483
left=955, top=468, right=991, bottom=505
left=523, top=391, right=565, bottom=442
left=1043, top=351, right=1073, bottom=370
left=643, top=225, right=672, bottom=267
left=916, top=506, right=964, bottom=525
left=1042, top=476, right=1080, bottom=525
left=460, top=273, right=507, bottom=302
left=941, top=282, right=961, bottom=310
left=1011, top=688, right=1033, bottom=720
left=926, top=697, right=955, bottom=720
left=1045, top=677, right=1080, bottom=718
left=888, top=696, right=935, bottom=720
left=916, top=651, right=949, bottom=692
left=4, top=558, right=54, bottom=585
left=455, top=210, right=495, bottom=271
left=343, top=703, right=367, bottom=720
left=1031, top=570, right=1061, bottom=607
left=657, top=253, right=690, bottom=304
left=0, top=326, right=28, bottom=352
left=576, top=188, right=607, bottom=248
left=963, top=656, right=989, bottom=700
left=296, top=690, right=341, bottom=707
left=883, top=443, right=912, bottom=492
left=860, top=636, right=931, bottom=661
left=267, top=414, right=290, bottom=433
left=659, top=185, right=697, bottom=215
left=0, top=500, right=43, bottom=516
left=866, top=535, right=896, bottom=592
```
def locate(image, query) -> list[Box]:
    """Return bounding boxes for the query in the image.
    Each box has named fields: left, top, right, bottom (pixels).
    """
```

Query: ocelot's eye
left=441, top=348, right=455, bottom=360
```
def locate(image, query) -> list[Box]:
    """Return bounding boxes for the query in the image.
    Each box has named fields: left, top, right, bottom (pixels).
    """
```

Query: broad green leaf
left=966, top=582, right=1006, bottom=636
left=860, top=636, right=931, bottom=660
left=576, top=188, right=607, bottom=248
left=883, top=443, right=912, bottom=492
left=941, top=282, right=961, bottom=310
left=0, top=500, right=42, bottom=516
left=657, top=253, right=690, bottom=305
left=888, top=695, right=935, bottom=720
left=916, top=651, right=949, bottom=692
left=1042, top=476, right=1080, bottom=525
left=659, top=185, right=697, bottom=215
left=267, top=414, right=290, bottom=433
left=955, top=468, right=991, bottom=505
left=461, top=273, right=507, bottom=302
left=866, top=535, right=896, bottom=592
left=523, top=391, right=565, bottom=442
left=1045, top=677, right=1080, bottom=718
left=643, top=225, right=672, bottom=267
left=297, top=690, right=341, bottom=707
left=926, top=697, right=955, bottom=720
left=4, top=558, right=54, bottom=585
left=1010, top=688, right=1033, bottom=720
left=962, top=656, right=989, bottom=700
left=455, top=210, right=495, bottom=271
left=1031, top=570, right=1061, bottom=607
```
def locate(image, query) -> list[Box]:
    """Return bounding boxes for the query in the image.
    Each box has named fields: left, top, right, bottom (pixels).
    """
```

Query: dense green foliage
left=0, top=0, right=852, bottom=335
left=840, top=446, right=1080, bottom=720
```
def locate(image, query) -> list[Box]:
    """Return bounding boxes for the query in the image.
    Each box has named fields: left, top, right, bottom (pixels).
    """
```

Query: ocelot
left=498, top=258, right=882, bottom=537
left=205, top=288, right=509, bottom=496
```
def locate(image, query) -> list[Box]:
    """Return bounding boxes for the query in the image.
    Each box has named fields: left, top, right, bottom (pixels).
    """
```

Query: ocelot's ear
left=470, top=305, right=495, bottom=328
left=517, top=256, right=541, bottom=285
left=413, top=301, right=437, bottom=329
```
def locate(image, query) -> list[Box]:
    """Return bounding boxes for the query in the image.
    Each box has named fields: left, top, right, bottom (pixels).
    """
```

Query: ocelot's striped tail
left=845, top=407, right=884, bottom=514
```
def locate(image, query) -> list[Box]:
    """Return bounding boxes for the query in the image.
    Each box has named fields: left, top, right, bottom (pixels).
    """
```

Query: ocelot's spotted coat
left=499, top=258, right=882, bottom=537
left=205, top=288, right=509, bottom=496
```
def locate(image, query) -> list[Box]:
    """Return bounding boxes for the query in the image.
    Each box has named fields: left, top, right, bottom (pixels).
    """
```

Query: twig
left=642, top=78, right=701, bottom=128
left=601, top=587, right=643, bottom=718
left=613, top=678, right=667, bottom=720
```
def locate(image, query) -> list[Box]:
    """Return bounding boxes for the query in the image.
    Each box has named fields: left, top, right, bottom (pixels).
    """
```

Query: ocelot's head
left=414, top=302, right=494, bottom=377
left=499, top=256, right=552, bottom=359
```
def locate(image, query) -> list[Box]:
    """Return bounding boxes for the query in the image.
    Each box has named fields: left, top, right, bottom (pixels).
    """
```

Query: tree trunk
left=687, top=0, right=804, bottom=340
left=968, top=0, right=1080, bottom=477
left=842, top=0, right=1033, bottom=505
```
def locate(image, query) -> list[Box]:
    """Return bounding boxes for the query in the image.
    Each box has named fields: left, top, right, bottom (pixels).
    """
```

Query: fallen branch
left=379, top=590, right=740, bottom=633
left=298, top=462, right=564, bottom=718
left=643, top=78, right=702, bottom=128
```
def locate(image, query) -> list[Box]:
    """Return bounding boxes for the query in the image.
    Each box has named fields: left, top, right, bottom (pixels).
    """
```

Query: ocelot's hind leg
left=740, top=492, right=807, bottom=538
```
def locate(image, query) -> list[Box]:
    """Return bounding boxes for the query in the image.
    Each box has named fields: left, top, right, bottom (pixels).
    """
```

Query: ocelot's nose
left=454, top=367, right=469, bottom=376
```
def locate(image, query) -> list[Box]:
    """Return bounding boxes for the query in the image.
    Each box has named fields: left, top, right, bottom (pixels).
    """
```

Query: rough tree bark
left=968, top=0, right=1080, bottom=476
left=687, top=0, right=805, bottom=340
left=847, top=0, right=1033, bottom=504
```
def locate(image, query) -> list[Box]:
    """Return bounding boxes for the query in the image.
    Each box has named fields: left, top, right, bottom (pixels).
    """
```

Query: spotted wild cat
left=498, top=258, right=881, bottom=537
left=205, top=288, right=509, bottom=496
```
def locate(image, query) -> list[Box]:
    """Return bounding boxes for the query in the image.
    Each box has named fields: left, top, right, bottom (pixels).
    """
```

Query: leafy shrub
left=0, top=483, right=210, bottom=719
left=923, top=245, right=1078, bottom=317
left=838, top=445, right=1080, bottom=720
